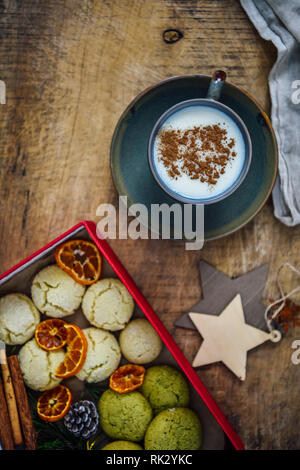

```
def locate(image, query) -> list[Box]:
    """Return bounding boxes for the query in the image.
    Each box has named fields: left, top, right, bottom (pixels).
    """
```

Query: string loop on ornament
left=269, top=329, right=282, bottom=343
left=264, top=263, right=300, bottom=342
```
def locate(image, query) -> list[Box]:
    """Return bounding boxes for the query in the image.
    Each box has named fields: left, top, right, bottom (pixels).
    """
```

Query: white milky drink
left=153, top=105, right=246, bottom=200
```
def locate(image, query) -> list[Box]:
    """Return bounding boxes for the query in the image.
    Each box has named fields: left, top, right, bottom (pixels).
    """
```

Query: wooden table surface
left=0, top=0, right=299, bottom=450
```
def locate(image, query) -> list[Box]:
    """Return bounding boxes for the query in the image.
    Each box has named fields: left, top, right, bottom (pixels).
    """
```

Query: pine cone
left=64, top=400, right=99, bottom=439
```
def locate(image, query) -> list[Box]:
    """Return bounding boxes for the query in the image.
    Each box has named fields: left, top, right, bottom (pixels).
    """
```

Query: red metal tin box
left=0, top=220, right=244, bottom=450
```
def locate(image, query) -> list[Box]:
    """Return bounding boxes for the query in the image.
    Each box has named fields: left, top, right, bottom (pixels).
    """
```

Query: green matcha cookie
left=144, top=408, right=202, bottom=450
left=98, top=389, right=152, bottom=442
left=141, top=365, right=190, bottom=414
left=102, top=441, right=143, bottom=450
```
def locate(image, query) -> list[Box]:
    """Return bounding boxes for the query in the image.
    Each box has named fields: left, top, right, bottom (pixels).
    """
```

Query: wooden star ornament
left=189, top=294, right=273, bottom=381
left=175, top=260, right=269, bottom=331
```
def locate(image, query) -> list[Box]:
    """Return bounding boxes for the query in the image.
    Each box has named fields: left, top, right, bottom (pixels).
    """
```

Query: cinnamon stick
left=0, top=377, right=14, bottom=450
left=1, top=359, right=23, bottom=446
left=7, top=355, right=38, bottom=450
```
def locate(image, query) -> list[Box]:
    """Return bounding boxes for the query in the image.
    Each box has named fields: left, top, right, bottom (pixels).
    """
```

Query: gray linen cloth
left=240, top=0, right=300, bottom=226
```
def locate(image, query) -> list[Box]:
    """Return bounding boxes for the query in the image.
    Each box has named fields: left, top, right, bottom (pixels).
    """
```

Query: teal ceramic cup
left=148, top=70, right=252, bottom=205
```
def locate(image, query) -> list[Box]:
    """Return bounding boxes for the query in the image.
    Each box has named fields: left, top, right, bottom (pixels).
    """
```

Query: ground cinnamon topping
left=157, top=124, right=237, bottom=185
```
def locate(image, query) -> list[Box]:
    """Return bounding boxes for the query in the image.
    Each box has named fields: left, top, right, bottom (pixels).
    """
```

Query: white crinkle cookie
left=119, top=318, right=163, bottom=364
left=0, top=293, right=40, bottom=345
left=18, top=338, right=65, bottom=391
left=82, top=278, right=134, bottom=331
left=31, top=265, right=85, bottom=318
left=76, top=327, right=121, bottom=383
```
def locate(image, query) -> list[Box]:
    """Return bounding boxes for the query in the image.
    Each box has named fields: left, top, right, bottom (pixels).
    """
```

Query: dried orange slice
left=55, top=324, right=88, bottom=379
left=110, top=364, right=146, bottom=394
left=37, top=385, right=72, bottom=422
left=35, top=319, right=68, bottom=351
left=55, top=239, right=102, bottom=285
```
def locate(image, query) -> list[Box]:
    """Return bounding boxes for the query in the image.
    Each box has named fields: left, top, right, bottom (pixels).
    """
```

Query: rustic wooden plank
left=0, top=0, right=299, bottom=450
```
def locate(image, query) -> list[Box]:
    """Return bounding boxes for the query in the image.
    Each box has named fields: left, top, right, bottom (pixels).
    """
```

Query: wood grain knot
left=162, top=29, right=183, bottom=44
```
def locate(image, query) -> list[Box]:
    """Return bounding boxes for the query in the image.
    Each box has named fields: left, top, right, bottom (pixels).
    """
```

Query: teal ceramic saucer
left=110, top=74, right=278, bottom=241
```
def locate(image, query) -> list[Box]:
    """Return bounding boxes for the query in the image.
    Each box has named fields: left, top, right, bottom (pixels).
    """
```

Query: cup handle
left=207, top=70, right=226, bottom=101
